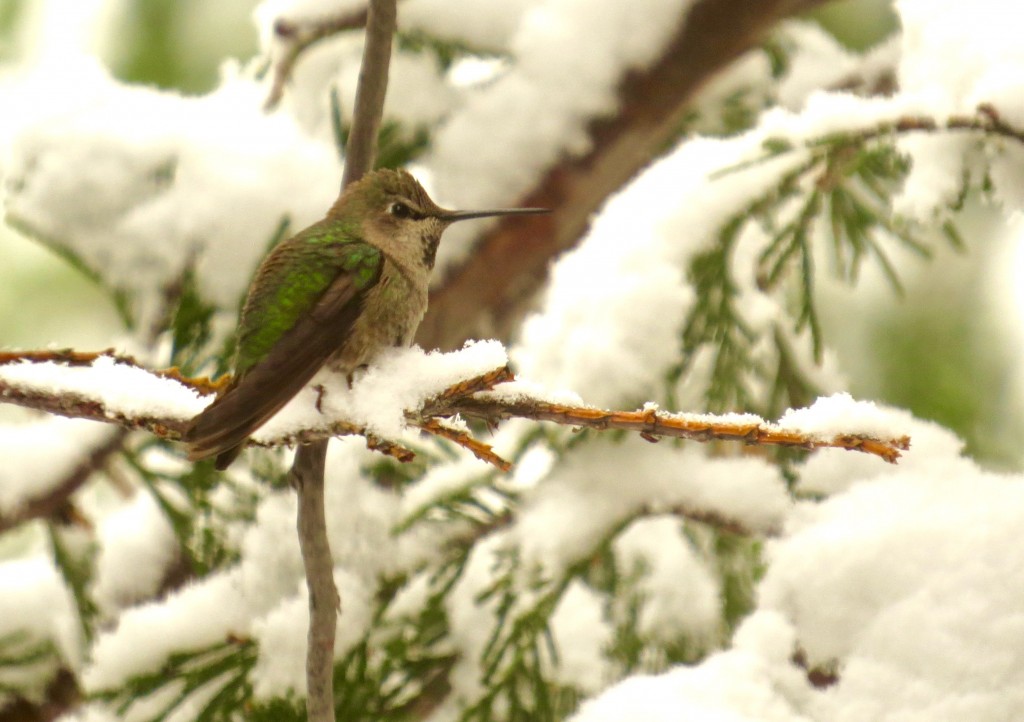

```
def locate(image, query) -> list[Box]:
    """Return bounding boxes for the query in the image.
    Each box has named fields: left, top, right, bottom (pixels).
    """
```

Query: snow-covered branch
left=5, top=0, right=1024, bottom=720
left=0, top=428, right=127, bottom=534
left=417, top=0, right=834, bottom=350
left=0, top=347, right=911, bottom=468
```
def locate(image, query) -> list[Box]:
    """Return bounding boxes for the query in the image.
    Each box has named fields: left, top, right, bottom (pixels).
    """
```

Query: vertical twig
left=341, top=0, right=395, bottom=189
left=292, top=440, right=335, bottom=722
left=263, top=9, right=371, bottom=111
left=291, top=1, right=397, bottom=721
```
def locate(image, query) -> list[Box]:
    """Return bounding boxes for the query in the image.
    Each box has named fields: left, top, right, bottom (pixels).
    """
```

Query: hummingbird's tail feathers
left=214, top=444, right=243, bottom=470
left=183, top=270, right=377, bottom=468
left=182, top=370, right=298, bottom=464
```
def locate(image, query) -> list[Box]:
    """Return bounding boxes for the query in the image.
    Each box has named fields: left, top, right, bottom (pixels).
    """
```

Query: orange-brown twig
left=433, top=393, right=911, bottom=464
left=0, top=349, right=227, bottom=395
left=0, top=348, right=123, bottom=366
left=365, top=433, right=417, bottom=463
left=427, top=365, right=515, bottom=407
left=0, top=354, right=911, bottom=465
left=416, top=418, right=511, bottom=472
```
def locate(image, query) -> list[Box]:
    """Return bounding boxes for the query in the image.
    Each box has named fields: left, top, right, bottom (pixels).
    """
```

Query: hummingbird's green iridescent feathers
left=182, top=167, right=549, bottom=469
left=233, top=223, right=382, bottom=377
left=183, top=230, right=383, bottom=466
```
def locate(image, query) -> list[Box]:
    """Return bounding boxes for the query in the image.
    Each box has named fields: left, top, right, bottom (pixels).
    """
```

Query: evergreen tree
left=0, top=1, right=1021, bottom=720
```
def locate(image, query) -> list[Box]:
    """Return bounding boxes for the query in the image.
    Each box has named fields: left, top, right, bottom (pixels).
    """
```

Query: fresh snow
left=1, top=0, right=1023, bottom=719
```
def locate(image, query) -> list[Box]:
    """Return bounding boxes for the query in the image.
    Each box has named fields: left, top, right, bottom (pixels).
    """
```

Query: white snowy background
left=2, top=0, right=1024, bottom=720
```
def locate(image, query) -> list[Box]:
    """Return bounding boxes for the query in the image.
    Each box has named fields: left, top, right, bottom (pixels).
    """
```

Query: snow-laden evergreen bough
left=1, top=0, right=1024, bottom=720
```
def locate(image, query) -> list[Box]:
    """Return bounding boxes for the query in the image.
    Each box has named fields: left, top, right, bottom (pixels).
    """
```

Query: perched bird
left=183, top=168, right=546, bottom=469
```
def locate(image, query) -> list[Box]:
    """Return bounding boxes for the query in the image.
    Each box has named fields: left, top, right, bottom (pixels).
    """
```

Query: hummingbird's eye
left=388, top=202, right=416, bottom=219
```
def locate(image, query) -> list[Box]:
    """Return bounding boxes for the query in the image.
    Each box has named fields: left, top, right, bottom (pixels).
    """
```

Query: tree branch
left=435, top=393, right=910, bottom=463
left=288, top=1, right=397, bottom=720
left=0, top=429, right=128, bottom=534
left=263, top=7, right=371, bottom=111
left=417, top=0, right=833, bottom=351
left=257, top=0, right=840, bottom=350
left=291, top=438, right=338, bottom=722
left=0, top=352, right=912, bottom=466
left=340, top=0, right=395, bottom=189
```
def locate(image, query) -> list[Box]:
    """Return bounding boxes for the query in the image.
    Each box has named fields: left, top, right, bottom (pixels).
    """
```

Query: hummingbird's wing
left=183, top=238, right=383, bottom=465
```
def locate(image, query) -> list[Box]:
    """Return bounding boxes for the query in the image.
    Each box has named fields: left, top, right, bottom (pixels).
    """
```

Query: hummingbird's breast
left=330, top=258, right=428, bottom=373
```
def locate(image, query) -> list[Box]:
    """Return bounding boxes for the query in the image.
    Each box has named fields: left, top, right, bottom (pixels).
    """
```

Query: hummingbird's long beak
left=438, top=207, right=549, bottom=223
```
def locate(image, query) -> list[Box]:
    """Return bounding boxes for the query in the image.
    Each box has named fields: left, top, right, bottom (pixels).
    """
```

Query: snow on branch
left=417, top=0, right=835, bottom=351
left=0, top=423, right=127, bottom=533
left=0, top=346, right=910, bottom=468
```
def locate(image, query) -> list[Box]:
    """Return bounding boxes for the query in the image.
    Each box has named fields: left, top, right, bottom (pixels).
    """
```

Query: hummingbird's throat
left=421, top=233, right=441, bottom=269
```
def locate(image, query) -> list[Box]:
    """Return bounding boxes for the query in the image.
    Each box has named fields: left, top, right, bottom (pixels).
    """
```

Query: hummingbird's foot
left=345, top=364, right=370, bottom=389
left=313, top=384, right=327, bottom=413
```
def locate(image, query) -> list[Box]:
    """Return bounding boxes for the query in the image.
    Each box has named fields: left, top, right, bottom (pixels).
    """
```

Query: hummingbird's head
left=341, top=169, right=548, bottom=271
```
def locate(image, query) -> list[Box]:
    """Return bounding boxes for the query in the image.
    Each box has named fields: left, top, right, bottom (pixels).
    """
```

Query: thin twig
left=0, top=348, right=226, bottom=395
left=263, top=8, right=370, bottom=111
left=0, top=429, right=128, bottom=534
left=0, top=358, right=912, bottom=464
left=443, top=394, right=910, bottom=463
left=365, top=433, right=417, bottom=462
left=290, top=1, right=397, bottom=720
left=415, top=418, right=511, bottom=471
left=291, top=439, right=338, bottom=722
left=340, top=0, right=395, bottom=189
left=425, top=365, right=515, bottom=407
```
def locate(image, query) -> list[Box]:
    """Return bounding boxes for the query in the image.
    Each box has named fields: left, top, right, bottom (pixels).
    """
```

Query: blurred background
left=2, top=0, right=1022, bottom=468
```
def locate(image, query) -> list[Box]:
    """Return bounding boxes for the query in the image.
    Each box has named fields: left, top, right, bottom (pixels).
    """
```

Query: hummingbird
left=183, top=168, right=547, bottom=469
